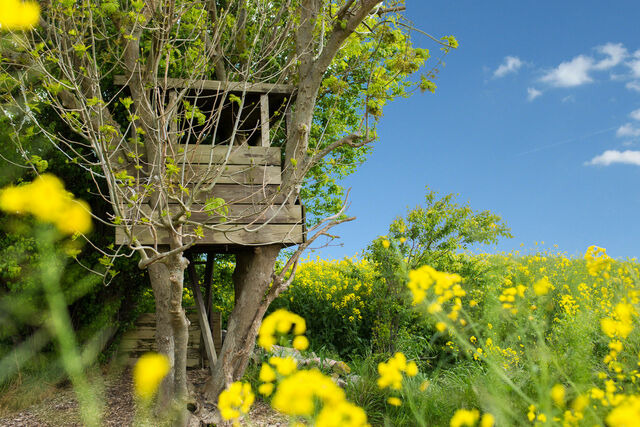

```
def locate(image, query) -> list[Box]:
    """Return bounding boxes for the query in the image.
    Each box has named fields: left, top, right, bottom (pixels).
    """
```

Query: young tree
left=1, top=0, right=457, bottom=415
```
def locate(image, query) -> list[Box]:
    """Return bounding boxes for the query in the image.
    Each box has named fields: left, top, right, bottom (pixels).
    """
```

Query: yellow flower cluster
left=218, top=381, right=254, bottom=424
left=601, top=303, right=635, bottom=339
left=291, top=257, right=373, bottom=322
left=0, top=0, right=39, bottom=30
left=258, top=309, right=308, bottom=351
left=498, top=285, right=526, bottom=314
left=271, top=369, right=369, bottom=427
left=258, top=355, right=299, bottom=396
left=132, top=353, right=170, bottom=400
left=0, top=174, right=92, bottom=234
left=607, top=395, right=640, bottom=426
left=450, top=409, right=494, bottom=427
left=377, top=352, right=418, bottom=395
left=585, top=245, right=613, bottom=278
left=407, top=265, right=464, bottom=305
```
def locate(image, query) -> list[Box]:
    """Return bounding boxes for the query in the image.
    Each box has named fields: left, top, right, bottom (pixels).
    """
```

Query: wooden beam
left=115, top=224, right=305, bottom=246
left=260, top=94, right=270, bottom=147
left=113, top=75, right=295, bottom=95
left=175, top=145, right=281, bottom=166
left=136, top=203, right=303, bottom=225
left=187, top=261, right=218, bottom=374
left=180, top=164, right=281, bottom=185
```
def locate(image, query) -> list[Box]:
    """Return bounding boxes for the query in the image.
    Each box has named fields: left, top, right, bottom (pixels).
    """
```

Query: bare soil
left=0, top=369, right=286, bottom=427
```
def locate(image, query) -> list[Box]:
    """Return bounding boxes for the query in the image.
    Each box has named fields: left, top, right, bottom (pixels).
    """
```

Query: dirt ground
left=0, top=368, right=287, bottom=427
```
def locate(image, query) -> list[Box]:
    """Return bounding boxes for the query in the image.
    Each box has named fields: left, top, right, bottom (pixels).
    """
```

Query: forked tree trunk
left=204, top=245, right=281, bottom=400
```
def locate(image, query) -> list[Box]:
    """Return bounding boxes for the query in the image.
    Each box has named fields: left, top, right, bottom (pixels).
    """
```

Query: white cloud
left=527, top=87, right=542, bottom=101
left=616, top=123, right=640, bottom=137
left=494, top=56, right=523, bottom=78
left=586, top=150, right=640, bottom=166
left=593, top=43, right=628, bottom=70
left=540, top=55, right=594, bottom=87
left=626, top=81, right=640, bottom=92
left=630, top=109, right=640, bottom=121
left=562, top=95, right=575, bottom=103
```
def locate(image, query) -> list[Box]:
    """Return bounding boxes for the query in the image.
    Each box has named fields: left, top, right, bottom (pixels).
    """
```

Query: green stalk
left=38, top=227, right=102, bottom=426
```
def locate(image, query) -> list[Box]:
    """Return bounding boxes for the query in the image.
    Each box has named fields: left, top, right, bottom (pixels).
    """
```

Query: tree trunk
left=146, top=250, right=190, bottom=424
left=204, top=245, right=281, bottom=400
left=166, top=252, right=190, bottom=401
left=148, top=259, right=175, bottom=411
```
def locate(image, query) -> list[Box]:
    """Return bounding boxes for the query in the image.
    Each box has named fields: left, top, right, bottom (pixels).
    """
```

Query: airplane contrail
left=515, top=126, right=618, bottom=156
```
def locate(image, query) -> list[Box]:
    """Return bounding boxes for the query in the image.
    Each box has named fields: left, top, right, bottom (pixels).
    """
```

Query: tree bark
left=146, top=250, right=190, bottom=424
left=148, top=259, right=175, bottom=412
left=204, top=245, right=281, bottom=400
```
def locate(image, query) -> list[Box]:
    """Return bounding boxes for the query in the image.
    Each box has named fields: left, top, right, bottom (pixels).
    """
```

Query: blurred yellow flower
left=450, top=408, right=479, bottom=427
left=0, top=0, right=39, bottom=30
left=133, top=353, right=170, bottom=400
left=218, top=381, right=254, bottom=422
left=551, top=384, right=565, bottom=407
left=0, top=174, right=92, bottom=234
left=387, top=397, right=402, bottom=406
left=382, top=239, right=390, bottom=249
left=480, top=413, right=495, bottom=427
left=258, top=309, right=306, bottom=351
left=533, top=277, right=552, bottom=296
left=293, top=335, right=309, bottom=351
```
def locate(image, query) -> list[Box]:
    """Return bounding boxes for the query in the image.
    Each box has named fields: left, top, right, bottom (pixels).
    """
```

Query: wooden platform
left=119, top=311, right=222, bottom=368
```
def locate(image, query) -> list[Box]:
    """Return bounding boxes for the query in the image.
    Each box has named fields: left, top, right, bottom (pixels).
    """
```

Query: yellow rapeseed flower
left=0, top=0, right=40, bottom=30
left=293, top=335, right=309, bottom=351
left=551, top=384, right=566, bottom=407
left=258, top=309, right=306, bottom=351
left=133, top=353, right=170, bottom=400
left=450, top=408, right=480, bottom=427
left=533, top=277, right=552, bottom=296
left=218, top=381, right=254, bottom=422
left=0, top=174, right=92, bottom=234
left=480, top=413, right=495, bottom=427
left=387, top=397, right=402, bottom=406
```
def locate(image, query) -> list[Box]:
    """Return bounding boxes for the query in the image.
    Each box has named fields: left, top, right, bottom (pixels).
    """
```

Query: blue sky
left=314, top=0, right=640, bottom=260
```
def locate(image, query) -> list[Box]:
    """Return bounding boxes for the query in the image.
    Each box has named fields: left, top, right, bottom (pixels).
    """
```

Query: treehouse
left=111, top=77, right=306, bottom=372
left=112, top=77, right=306, bottom=249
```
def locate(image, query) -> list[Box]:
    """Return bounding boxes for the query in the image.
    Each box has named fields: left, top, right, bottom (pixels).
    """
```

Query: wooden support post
left=186, top=261, right=217, bottom=374
left=200, top=254, right=215, bottom=365
left=260, top=94, right=270, bottom=147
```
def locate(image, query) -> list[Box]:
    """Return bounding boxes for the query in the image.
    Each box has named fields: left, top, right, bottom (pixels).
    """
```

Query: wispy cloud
left=586, top=150, right=640, bottom=166
left=593, top=43, right=628, bottom=70
left=616, top=123, right=640, bottom=137
left=494, top=56, right=523, bottom=78
left=540, top=55, right=594, bottom=87
left=626, top=50, right=640, bottom=78
left=630, top=109, right=640, bottom=121
left=626, top=81, right=640, bottom=92
left=527, top=87, right=542, bottom=101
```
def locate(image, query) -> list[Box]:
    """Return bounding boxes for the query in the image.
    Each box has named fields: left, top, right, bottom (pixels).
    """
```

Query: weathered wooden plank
left=116, top=224, right=304, bottom=246
left=174, top=145, right=280, bottom=166
left=260, top=95, right=270, bottom=147
left=113, top=75, right=295, bottom=95
left=137, top=204, right=303, bottom=225
left=180, top=164, right=281, bottom=185
left=187, top=261, right=217, bottom=374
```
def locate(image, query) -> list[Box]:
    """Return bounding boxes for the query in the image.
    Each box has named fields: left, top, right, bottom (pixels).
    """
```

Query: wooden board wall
left=120, top=311, right=222, bottom=369
left=114, top=145, right=306, bottom=246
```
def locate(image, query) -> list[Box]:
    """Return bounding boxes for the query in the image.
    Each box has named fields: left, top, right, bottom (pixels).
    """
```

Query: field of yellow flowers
left=226, top=244, right=640, bottom=426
